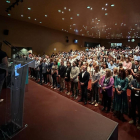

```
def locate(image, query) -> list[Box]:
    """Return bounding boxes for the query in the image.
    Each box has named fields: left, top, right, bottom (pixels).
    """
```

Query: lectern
left=0, top=58, right=34, bottom=139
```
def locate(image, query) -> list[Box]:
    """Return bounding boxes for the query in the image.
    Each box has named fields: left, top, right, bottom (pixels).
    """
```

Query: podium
left=0, top=58, right=34, bottom=139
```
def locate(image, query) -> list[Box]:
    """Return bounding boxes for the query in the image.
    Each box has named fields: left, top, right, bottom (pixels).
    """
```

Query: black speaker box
left=3, top=30, right=9, bottom=35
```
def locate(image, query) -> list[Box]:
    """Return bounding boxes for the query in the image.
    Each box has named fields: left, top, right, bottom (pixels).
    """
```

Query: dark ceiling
left=0, top=0, right=140, bottom=39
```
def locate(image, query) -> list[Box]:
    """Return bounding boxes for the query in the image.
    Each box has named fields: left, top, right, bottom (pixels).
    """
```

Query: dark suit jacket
left=79, top=71, right=90, bottom=87
left=58, top=65, right=66, bottom=78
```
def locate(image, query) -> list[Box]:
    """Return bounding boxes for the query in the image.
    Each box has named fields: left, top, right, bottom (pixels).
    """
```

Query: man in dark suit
left=78, top=66, right=90, bottom=105
left=58, top=61, right=66, bottom=91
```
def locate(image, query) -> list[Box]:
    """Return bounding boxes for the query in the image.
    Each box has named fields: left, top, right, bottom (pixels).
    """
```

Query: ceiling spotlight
left=73, top=24, right=76, bottom=25
left=105, top=13, right=108, bottom=15
left=28, top=17, right=31, bottom=19
left=21, top=15, right=23, bottom=17
left=34, top=18, right=37, bottom=20
left=62, top=29, right=63, bottom=31
left=87, top=6, right=90, bottom=9
left=70, top=17, right=73, bottom=19
left=105, top=3, right=108, bottom=6
left=8, top=13, right=11, bottom=16
left=68, top=9, right=71, bottom=11
left=90, top=8, right=92, bottom=10
left=111, top=4, right=115, bottom=7
left=62, top=18, right=64, bottom=20
left=6, top=1, right=10, bottom=3
left=77, top=14, right=79, bottom=16
left=45, top=15, right=47, bottom=17
left=40, top=22, right=42, bottom=24
left=98, top=20, right=100, bottom=21
left=28, top=8, right=31, bottom=10
left=58, top=10, right=61, bottom=12
left=115, top=23, right=117, bottom=25
left=62, top=11, right=64, bottom=14
left=64, top=7, right=66, bottom=10
left=135, top=24, right=138, bottom=26
left=105, top=8, right=107, bottom=10
left=102, top=7, right=104, bottom=10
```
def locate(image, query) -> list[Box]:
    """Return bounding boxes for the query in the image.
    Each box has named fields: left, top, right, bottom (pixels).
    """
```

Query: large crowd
left=28, top=46, right=140, bottom=130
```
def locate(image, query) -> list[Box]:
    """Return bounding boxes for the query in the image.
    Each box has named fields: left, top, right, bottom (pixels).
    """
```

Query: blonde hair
left=113, top=67, right=119, bottom=75
left=106, top=69, right=112, bottom=78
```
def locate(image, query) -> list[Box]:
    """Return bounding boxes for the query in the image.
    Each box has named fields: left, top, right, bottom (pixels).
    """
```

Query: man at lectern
left=0, top=42, right=8, bottom=103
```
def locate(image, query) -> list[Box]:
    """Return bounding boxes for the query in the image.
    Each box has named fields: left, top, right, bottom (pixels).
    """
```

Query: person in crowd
left=0, top=42, right=8, bottom=103
left=100, top=69, right=114, bottom=113
left=90, top=65, right=100, bottom=106
left=113, top=68, right=128, bottom=121
left=78, top=66, right=90, bottom=105
left=48, top=58, right=53, bottom=86
left=65, top=62, right=71, bottom=95
left=108, top=61, right=115, bottom=72
left=125, top=69, right=133, bottom=87
left=123, top=57, right=132, bottom=69
left=113, top=67, right=119, bottom=81
left=42, top=59, right=47, bottom=84
left=131, top=60, right=139, bottom=78
left=107, top=58, right=111, bottom=68
left=70, top=61, right=79, bottom=99
left=38, top=59, right=43, bottom=85
left=100, top=62, right=108, bottom=78
left=58, top=61, right=66, bottom=92
left=129, top=71, right=140, bottom=130
left=51, top=61, right=58, bottom=89
left=114, top=60, right=120, bottom=67
left=35, top=57, right=40, bottom=81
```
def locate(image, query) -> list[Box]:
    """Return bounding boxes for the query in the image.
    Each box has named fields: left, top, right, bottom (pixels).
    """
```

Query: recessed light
left=34, top=18, right=37, bottom=20
left=115, top=23, right=117, bottom=25
left=90, top=8, right=92, bottom=10
left=111, top=4, right=115, bottom=7
left=105, top=13, right=108, bottom=15
left=58, top=10, right=61, bottom=12
left=98, top=20, right=100, bottom=21
left=40, top=22, right=42, bottom=24
left=28, top=17, right=31, bottom=19
left=77, top=14, right=79, bottom=16
left=102, top=7, right=104, bottom=10
left=73, top=24, right=76, bottom=25
left=70, top=28, right=72, bottom=30
left=97, top=23, right=99, bottom=24
left=87, top=6, right=90, bottom=9
left=69, top=9, right=71, bottom=11
left=21, top=15, right=23, bottom=17
left=45, top=15, right=47, bottom=17
left=64, top=7, right=66, bottom=10
left=135, top=24, right=138, bottom=26
left=70, top=17, right=73, bottom=19
left=62, top=18, right=64, bottom=20
left=67, top=31, right=68, bottom=32
left=8, top=13, right=11, bottom=16
left=28, top=8, right=31, bottom=10
left=105, top=3, right=108, bottom=6
left=6, top=1, right=10, bottom=3
left=62, top=29, right=63, bottom=31
left=105, top=8, right=107, bottom=10
left=62, top=11, right=64, bottom=14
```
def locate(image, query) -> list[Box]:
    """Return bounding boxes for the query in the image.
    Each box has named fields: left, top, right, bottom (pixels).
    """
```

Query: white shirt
left=82, top=71, right=86, bottom=78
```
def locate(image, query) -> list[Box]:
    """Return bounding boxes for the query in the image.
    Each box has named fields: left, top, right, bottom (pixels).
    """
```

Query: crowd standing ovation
left=28, top=46, right=140, bottom=130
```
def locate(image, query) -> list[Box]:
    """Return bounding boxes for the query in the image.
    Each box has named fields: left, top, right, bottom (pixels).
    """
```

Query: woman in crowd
left=51, top=61, right=58, bottom=89
left=42, top=59, right=47, bottom=84
left=113, top=67, right=119, bottom=81
left=65, top=62, right=71, bottom=95
left=123, top=57, right=132, bottom=69
left=90, top=65, right=100, bottom=106
left=113, top=68, right=128, bottom=121
left=100, top=62, right=108, bottom=78
left=125, top=69, right=133, bottom=87
left=100, top=69, right=114, bottom=113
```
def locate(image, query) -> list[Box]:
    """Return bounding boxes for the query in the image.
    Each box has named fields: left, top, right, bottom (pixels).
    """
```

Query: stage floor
left=0, top=80, right=139, bottom=140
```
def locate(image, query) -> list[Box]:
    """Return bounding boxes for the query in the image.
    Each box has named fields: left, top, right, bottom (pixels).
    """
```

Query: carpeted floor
left=0, top=79, right=140, bottom=140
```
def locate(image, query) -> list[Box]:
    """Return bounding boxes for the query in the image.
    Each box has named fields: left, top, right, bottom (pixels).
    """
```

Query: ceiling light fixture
left=58, top=10, right=61, bottom=12
left=28, top=17, right=31, bottom=19
left=62, top=11, right=64, bottom=14
left=6, top=1, right=10, bottom=3
left=105, top=8, right=107, bottom=11
left=28, top=8, right=31, bottom=10
left=64, top=7, right=66, bottom=10
left=68, top=9, right=71, bottom=11
left=70, top=17, right=73, bottom=19
left=87, top=6, right=90, bottom=9
left=62, top=18, right=64, bottom=20
left=62, top=29, right=63, bottom=31
left=102, top=7, right=104, bottom=10
left=77, top=14, right=79, bottom=16
left=8, top=13, right=11, bottom=16
left=90, top=8, right=92, bottom=10
left=105, top=13, right=108, bottom=15
left=105, top=3, right=108, bottom=6
left=73, top=24, right=76, bottom=25
left=34, top=18, right=36, bottom=20
left=45, top=15, right=47, bottom=17
left=111, top=4, right=115, bottom=7
left=21, top=15, right=23, bottom=17
left=40, top=22, right=42, bottom=24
